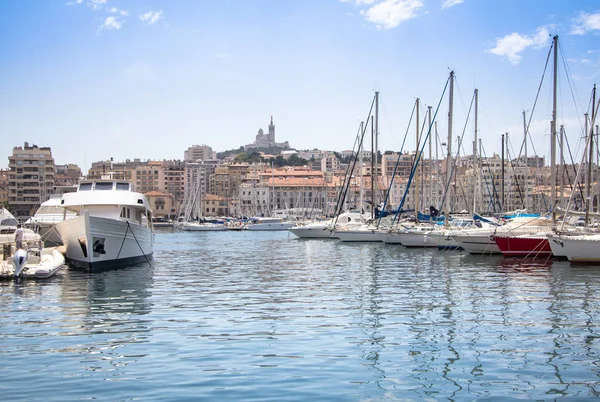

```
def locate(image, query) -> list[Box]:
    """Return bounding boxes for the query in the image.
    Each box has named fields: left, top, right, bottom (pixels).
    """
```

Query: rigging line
left=333, top=101, right=374, bottom=226
left=437, top=89, right=474, bottom=214
left=128, top=221, right=152, bottom=267
left=379, top=99, right=399, bottom=150
left=392, top=74, right=451, bottom=225
left=563, top=127, right=586, bottom=210
left=479, top=143, right=501, bottom=214
left=453, top=76, right=474, bottom=134
left=523, top=39, right=554, bottom=162
left=332, top=123, right=363, bottom=220
left=377, top=101, right=417, bottom=227
left=503, top=135, right=526, bottom=210
left=559, top=42, right=585, bottom=134
left=115, top=220, right=130, bottom=260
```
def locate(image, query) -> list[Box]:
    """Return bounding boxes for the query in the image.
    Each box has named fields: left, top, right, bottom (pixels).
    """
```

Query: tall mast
left=501, top=133, right=505, bottom=211
left=370, top=115, right=374, bottom=220
left=523, top=110, right=528, bottom=211
left=560, top=125, right=565, bottom=210
left=551, top=35, right=558, bottom=222
left=446, top=71, right=454, bottom=218
left=428, top=105, right=433, bottom=213
left=435, top=121, right=439, bottom=208
left=415, top=97, right=420, bottom=221
left=586, top=84, right=596, bottom=226
left=359, top=121, right=364, bottom=216
left=473, top=89, right=479, bottom=213
left=375, top=91, right=379, bottom=219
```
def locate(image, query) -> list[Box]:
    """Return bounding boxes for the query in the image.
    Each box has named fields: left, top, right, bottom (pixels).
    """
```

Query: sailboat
left=335, top=92, right=384, bottom=242
left=547, top=84, right=600, bottom=262
left=493, top=35, right=588, bottom=259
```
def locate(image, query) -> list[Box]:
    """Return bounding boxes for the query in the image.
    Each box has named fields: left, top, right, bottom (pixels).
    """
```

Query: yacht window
left=1, top=218, right=18, bottom=226
left=95, top=182, right=114, bottom=191
left=121, top=207, right=126, bottom=218
left=79, top=183, right=93, bottom=191
left=116, top=182, right=130, bottom=191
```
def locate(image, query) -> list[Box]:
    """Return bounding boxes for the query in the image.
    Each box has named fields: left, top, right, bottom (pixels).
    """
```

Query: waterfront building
left=184, top=144, right=215, bottom=162
left=211, top=163, right=252, bottom=216
left=202, top=194, right=228, bottom=217
left=132, top=161, right=163, bottom=194
left=161, top=160, right=186, bottom=207
left=145, top=190, right=176, bottom=220
left=238, top=167, right=327, bottom=218
left=181, top=161, right=217, bottom=218
left=0, top=169, right=9, bottom=207
left=8, top=142, right=55, bottom=219
left=87, top=158, right=146, bottom=181
left=320, top=153, right=340, bottom=172
left=54, top=164, right=82, bottom=186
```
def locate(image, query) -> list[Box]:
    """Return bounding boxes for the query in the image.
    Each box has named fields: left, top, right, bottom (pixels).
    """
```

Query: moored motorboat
left=55, top=176, right=154, bottom=270
left=181, top=221, right=227, bottom=231
left=0, top=244, right=65, bottom=280
left=246, top=217, right=293, bottom=231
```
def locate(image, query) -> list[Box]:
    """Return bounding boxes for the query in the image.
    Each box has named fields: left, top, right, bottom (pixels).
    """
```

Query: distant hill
left=217, top=145, right=292, bottom=160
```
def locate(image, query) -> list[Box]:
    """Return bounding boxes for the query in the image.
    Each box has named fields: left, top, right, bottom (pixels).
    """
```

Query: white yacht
left=0, top=207, right=41, bottom=249
left=246, top=217, right=293, bottom=231
left=181, top=221, right=227, bottom=231
left=55, top=177, right=154, bottom=270
left=26, top=195, right=77, bottom=246
left=289, top=211, right=366, bottom=239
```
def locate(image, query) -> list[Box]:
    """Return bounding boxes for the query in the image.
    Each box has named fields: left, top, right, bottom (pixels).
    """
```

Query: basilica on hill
left=245, top=116, right=290, bottom=150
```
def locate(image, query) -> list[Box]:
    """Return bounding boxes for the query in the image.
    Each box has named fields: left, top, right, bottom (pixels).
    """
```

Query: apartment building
left=8, top=142, right=55, bottom=219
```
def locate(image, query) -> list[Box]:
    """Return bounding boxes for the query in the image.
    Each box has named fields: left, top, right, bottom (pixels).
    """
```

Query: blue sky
left=1, top=0, right=599, bottom=172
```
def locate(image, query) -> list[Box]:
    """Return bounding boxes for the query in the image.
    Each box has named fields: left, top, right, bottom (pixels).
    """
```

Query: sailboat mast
left=522, top=110, right=528, bottom=211
left=560, top=125, right=565, bottom=210
left=446, top=71, right=454, bottom=217
left=551, top=35, right=558, bottom=222
left=501, top=133, right=505, bottom=211
left=428, top=105, right=433, bottom=213
left=473, top=89, right=479, bottom=214
left=371, top=115, right=374, bottom=220
left=375, top=91, right=379, bottom=219
left=371, top=91, right=379, bottom=219
left=415, top=98, right=420, bottom=220
left=586, top=84, right=596, bottom=226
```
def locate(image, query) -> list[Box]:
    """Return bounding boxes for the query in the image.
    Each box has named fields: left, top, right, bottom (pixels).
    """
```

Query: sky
left=1, top=0, right=599, bottom=172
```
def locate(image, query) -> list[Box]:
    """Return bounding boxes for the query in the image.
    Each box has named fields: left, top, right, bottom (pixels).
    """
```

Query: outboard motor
left=11, top=248, right=28, bottom=278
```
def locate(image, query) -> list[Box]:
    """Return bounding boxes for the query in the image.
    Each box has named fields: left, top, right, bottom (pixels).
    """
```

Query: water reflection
left=59, top=263, right=154, bottom=374
left=2, top=232, right=600, bottom=400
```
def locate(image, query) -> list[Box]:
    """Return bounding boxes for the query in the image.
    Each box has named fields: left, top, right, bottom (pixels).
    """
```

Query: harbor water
left=1, top=229, right=600, bottom=400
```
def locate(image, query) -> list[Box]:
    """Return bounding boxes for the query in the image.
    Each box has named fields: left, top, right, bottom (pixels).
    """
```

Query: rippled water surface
left=1, top=229, right=600, bottom=400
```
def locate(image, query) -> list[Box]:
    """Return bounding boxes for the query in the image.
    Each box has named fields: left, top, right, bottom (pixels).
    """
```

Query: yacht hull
left=494, top=235, right=552, bottom=258
left=289, top=225, right=333, bottom=239
left=56, top=214, right=153, bottom=270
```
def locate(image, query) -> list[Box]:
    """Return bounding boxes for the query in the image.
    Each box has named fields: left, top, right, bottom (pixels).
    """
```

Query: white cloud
left=140, top=10, right=163, bottom=25
left=339, top=0, right=379, bottom=3
left=65, top=0, right=84, bottom=6
left=109, top=7, right=129, bottom=16
left=87, top=0, right=106, bottom=11
left=571, top=12, right=600, bottom=35
left=99, top=16, right=123, bottom=32
left=488, top=27, right=551, bottom=65
left=441, top=0, right=463, bottom=10
left=360, top=0, right=424, bottom=30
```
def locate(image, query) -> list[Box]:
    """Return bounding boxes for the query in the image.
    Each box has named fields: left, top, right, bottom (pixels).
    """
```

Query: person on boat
left=14, top=224, right=24, bottom=249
